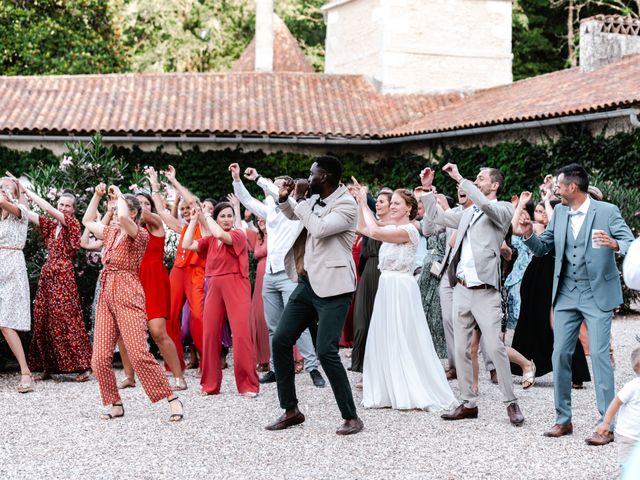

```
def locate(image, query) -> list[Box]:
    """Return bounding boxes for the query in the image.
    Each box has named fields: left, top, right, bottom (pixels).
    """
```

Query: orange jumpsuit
left=92, top=226, right=172, bottom=405
left=167, top=224, right=205, bottom=370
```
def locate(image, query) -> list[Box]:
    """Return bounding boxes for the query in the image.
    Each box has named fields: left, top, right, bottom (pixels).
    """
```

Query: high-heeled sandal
left=168, top=396, right=184, bottom=422
left=17, top=373, right=33, bottom=394
left=171, top=377, right=188, bottom=391
left=100, top=402, right=124, bottom=420
left=117, top=376, right=136, bottom=389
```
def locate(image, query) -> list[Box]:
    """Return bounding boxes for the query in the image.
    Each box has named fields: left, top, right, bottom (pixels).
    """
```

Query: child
left=594, top=347, right=640, bottom=467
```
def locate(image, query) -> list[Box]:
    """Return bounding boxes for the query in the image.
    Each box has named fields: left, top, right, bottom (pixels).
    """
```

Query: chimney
left=580, top=15, right=640, bottom=72
left=255, top=0, right=274, bottom=72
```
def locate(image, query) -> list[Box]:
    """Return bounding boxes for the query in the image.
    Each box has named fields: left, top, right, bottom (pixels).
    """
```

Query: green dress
left=417, top=232, right=448, bottom=359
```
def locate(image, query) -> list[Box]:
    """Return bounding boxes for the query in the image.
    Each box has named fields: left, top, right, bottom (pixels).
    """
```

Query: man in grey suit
left=265, top=156, right=364, bottom=436
left=515, top=164, right=634, bottom=443
left=421, top=163, right=524, bottom=426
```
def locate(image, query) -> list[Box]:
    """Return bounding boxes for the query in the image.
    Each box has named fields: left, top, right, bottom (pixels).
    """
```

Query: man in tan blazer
left=421, top=163, right=525, bottom=426
left=265, top=155, right=364, bottom=436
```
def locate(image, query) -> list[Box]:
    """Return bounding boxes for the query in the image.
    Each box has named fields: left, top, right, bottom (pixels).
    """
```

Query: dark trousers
left=272, top=276, right=357, bottom=420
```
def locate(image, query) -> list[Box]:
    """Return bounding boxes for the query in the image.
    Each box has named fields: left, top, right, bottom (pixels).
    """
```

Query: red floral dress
left=28, top=214, right=92, bottom=373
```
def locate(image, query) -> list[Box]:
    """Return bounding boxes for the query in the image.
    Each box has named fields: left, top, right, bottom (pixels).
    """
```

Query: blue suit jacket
left=524, top=199, right=634, bottom=311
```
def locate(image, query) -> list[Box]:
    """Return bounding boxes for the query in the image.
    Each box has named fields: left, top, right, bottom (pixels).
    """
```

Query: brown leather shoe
left=507, top=402, right=524, bottom=426
left=265, top=408, right=305, bottom=431
left=585, top=431, right=614, bottom=446
left=543, top=423, right=574, bottom=437
left=441, top=404, right=478, bottom=420
left=489, top=369, right=498, bottom=385
left=446, top=368, right=457, bottom=380
left=336, top=417, right=364, bottom=435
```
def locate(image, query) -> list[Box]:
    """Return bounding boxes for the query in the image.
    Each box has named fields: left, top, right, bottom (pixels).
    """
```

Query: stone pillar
left=255, top=0, right=274, bottom=72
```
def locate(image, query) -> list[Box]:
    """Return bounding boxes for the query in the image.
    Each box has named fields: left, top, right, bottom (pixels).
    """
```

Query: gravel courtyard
left=1, top=316, right=638, bottom=480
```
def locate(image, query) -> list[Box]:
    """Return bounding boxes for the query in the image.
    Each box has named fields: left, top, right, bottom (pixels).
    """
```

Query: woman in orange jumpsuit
left=83, top=183, right=183, bottom=421
left=183, top=203, right=259, bottom=397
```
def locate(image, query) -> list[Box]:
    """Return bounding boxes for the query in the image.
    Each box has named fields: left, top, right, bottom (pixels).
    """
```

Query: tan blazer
left=421, top=179, right=514, bottom=289
left=279, top=185, right=357, bottom=298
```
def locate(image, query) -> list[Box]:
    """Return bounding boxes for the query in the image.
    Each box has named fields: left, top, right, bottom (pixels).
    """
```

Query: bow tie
left=472, top=205, right=481, bottom=214
left=313, top=198, right=326, bottom=209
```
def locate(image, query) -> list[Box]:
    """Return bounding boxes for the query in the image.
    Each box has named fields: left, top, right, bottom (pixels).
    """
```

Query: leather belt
left=457, top=279, right=492, bottom=290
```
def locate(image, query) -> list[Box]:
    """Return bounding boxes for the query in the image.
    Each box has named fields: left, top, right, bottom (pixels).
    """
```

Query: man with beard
left=265, top=155, right=363, bottom=435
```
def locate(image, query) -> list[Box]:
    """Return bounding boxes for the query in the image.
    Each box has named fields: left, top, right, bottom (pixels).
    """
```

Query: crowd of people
left=1, top=156, right=639, bottom=469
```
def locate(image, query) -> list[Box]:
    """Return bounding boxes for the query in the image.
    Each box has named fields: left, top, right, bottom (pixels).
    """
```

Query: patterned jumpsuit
left=92, top=225, right=172, bottom=405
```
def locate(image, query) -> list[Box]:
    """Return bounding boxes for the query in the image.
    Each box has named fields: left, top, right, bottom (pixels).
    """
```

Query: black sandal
left=100, top=402, right=124, bottom=420
left=168, top=396, right=184, bottom=422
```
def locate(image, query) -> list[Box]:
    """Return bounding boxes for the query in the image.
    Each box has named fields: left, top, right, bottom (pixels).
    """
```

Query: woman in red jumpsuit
left=183, top=203, right=259, bottom=397
left=117, top=191, right=186, bottom=391
left=21, top=186, right=92, bottom=381
left=83, top=183, right=183, bottom=421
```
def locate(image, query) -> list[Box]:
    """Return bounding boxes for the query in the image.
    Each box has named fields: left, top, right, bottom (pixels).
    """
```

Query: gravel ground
left=1, top=315, right=639, bottom=480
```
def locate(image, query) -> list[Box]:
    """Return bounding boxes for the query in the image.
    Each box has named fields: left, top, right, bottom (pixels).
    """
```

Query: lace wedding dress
left=362, top=223, right=457, bottom=410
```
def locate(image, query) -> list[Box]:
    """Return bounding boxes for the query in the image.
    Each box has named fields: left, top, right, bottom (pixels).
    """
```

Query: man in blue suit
left=515, top=164, right=634, bottom=444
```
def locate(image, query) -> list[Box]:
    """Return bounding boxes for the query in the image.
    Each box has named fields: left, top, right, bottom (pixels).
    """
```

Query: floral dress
left=504, top=236, right=532, bottom=330
left=28, top=214, right=93, bottom=373
left=0, top=203, right=31, bottom=331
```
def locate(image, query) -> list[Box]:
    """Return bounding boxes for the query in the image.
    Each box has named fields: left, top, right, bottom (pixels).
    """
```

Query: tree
left=0, top=0, right=127, bottom=75
left=276, top=0, right=326, bottom=71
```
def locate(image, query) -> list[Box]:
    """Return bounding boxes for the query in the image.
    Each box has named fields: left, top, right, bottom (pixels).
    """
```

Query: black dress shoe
left=441, top=404, right=478, bottom=420
left=336, top=417, right=364, bottom=435
left=265, top=408, right=305, bottom=431
left=507, top=402, right=524, bottom=426
left=309, top=369, right=326, bottom=388
left=259, top=371, right=276, bottom=384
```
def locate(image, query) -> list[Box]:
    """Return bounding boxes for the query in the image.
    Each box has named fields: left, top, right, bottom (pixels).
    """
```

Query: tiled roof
left=231, top=14, right=315, bottom=73
left=0, top=72, right=460, bottom=138
left=385, top=54, right=640, bottom=137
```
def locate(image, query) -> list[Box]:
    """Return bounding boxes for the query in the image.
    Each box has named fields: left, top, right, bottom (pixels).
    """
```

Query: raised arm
left=110, top=185, right=138, bottom=239
left=204, top=212, right=233, bottom=245
left=511, top=192, right=530, bottom=232
left=226, top=193, right=243, bottom=230
left=182, top=209, right=201, bottom=252
left=419, top=167, right=463, bottom=229
left=230, top=163, right=270, bottom=219
left=82, top=183, right=107, bottom=240
left=18, top=183, right=66, bottom=226
left=163, top=165, right=197, bottom=206
left=145, top=166, right=183, bottom=233
left=0, top=190, right=22, bottom=218
left=354, top=187, right=409, bottom=244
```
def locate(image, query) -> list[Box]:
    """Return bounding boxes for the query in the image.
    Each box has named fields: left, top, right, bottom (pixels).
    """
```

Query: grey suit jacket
left=279, top=185, right=357, bottom=298
left=422, top=179, right=514, bottom=289
left=524, top=199, right=634, bottom=311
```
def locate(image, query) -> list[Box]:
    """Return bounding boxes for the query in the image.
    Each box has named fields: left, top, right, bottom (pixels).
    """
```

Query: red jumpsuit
left=139, top=229, right=170, bottom=320
left=167, top=224, right=205, bottom=370
left=198, top=230, right=259, bottom=395
left=92, top=226, right=172, bottom=405
left=28, top=214, right=93, bottom=373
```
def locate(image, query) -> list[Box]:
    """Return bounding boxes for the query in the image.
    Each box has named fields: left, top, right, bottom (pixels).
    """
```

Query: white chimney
left=255, top=0, right=274, bottom=72
left=580, top=15, right=640, bottom=72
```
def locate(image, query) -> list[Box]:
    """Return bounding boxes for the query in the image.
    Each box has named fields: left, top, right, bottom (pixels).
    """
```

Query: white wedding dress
left=362, top=223, right=457, bottom=410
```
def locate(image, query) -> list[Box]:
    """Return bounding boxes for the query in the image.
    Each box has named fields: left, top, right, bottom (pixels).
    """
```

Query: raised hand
left=108, top=185, right=122, bottom=199
left=293, top=179, right=309, bottom=200
left=144, top=166, right=160, bottom=188
left=163, top=165, right=176, bottom=182
left=518, top=191, right=532, bottom=206
left=95, top=183, right=107, bottom=198
left=190, top=204, right=202, bottom=219
left=226, top=193, right=240, bottom=208
left=244, top=167, right=259, bottom=181
left=512, top=211, right=533, bottom=238
left=278, top=178, right=295, bottom=203
left=419, top=167, right=435, bottom=189
left=435, top=193, right=450, bottom=211
left=228, top=163, right=241, bottom=181
left=442, top=163, right=462, bottom=182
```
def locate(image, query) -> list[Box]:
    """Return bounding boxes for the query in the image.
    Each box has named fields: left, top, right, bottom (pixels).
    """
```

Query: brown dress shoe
left=543, top=423, right=574, bottom=437
left=489, top=369, right=498, bottom=385
left=446, top=368, right=457, bottom=380
left=265, top=408, right=305, bottom=431
left=585, top=431, right=614, bottom=446
left=507, top=402, right=524, bottom=426
left=336, top=417, right=364, bottom=435
left=441, top=404, right=478, bottom=420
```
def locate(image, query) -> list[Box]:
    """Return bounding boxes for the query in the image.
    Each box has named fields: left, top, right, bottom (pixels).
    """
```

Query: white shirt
left=456, top=203, right=493, bottom=287
left=623, top=237, right=640, bottom=291
left=568, top=196, right=590, bottom=240
left=233, top=178, right=299, bottom=274
left=616, top=377, right=640, bottom=441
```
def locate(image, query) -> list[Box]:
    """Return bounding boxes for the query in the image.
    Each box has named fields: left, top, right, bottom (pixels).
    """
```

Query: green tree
left=0, top=0, right=127, bottom=75
left=276, top=0, right=326, bottom=71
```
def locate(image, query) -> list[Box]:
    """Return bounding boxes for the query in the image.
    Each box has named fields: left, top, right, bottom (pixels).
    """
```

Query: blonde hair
left=0, top=177, right=19, bottom=197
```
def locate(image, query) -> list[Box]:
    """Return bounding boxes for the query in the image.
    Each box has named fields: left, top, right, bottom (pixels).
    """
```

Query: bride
left=352, top=181, right=457, bottom=411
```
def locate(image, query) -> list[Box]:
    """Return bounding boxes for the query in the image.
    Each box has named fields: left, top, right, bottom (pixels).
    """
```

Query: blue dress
left=504, top=236, right=532, bottom=330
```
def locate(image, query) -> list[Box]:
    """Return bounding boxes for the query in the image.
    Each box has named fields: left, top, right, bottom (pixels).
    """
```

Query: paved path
left=1, top=316, right=638, bottom=479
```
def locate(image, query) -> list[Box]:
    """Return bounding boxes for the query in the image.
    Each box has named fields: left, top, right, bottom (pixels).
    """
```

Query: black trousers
left=272, top=276, right=357, bottom=420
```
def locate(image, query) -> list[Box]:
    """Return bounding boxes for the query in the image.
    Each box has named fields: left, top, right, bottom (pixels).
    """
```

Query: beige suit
left=422, top=179, right=517, bottom=408
left=280, top=184, right=357, bottom=298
